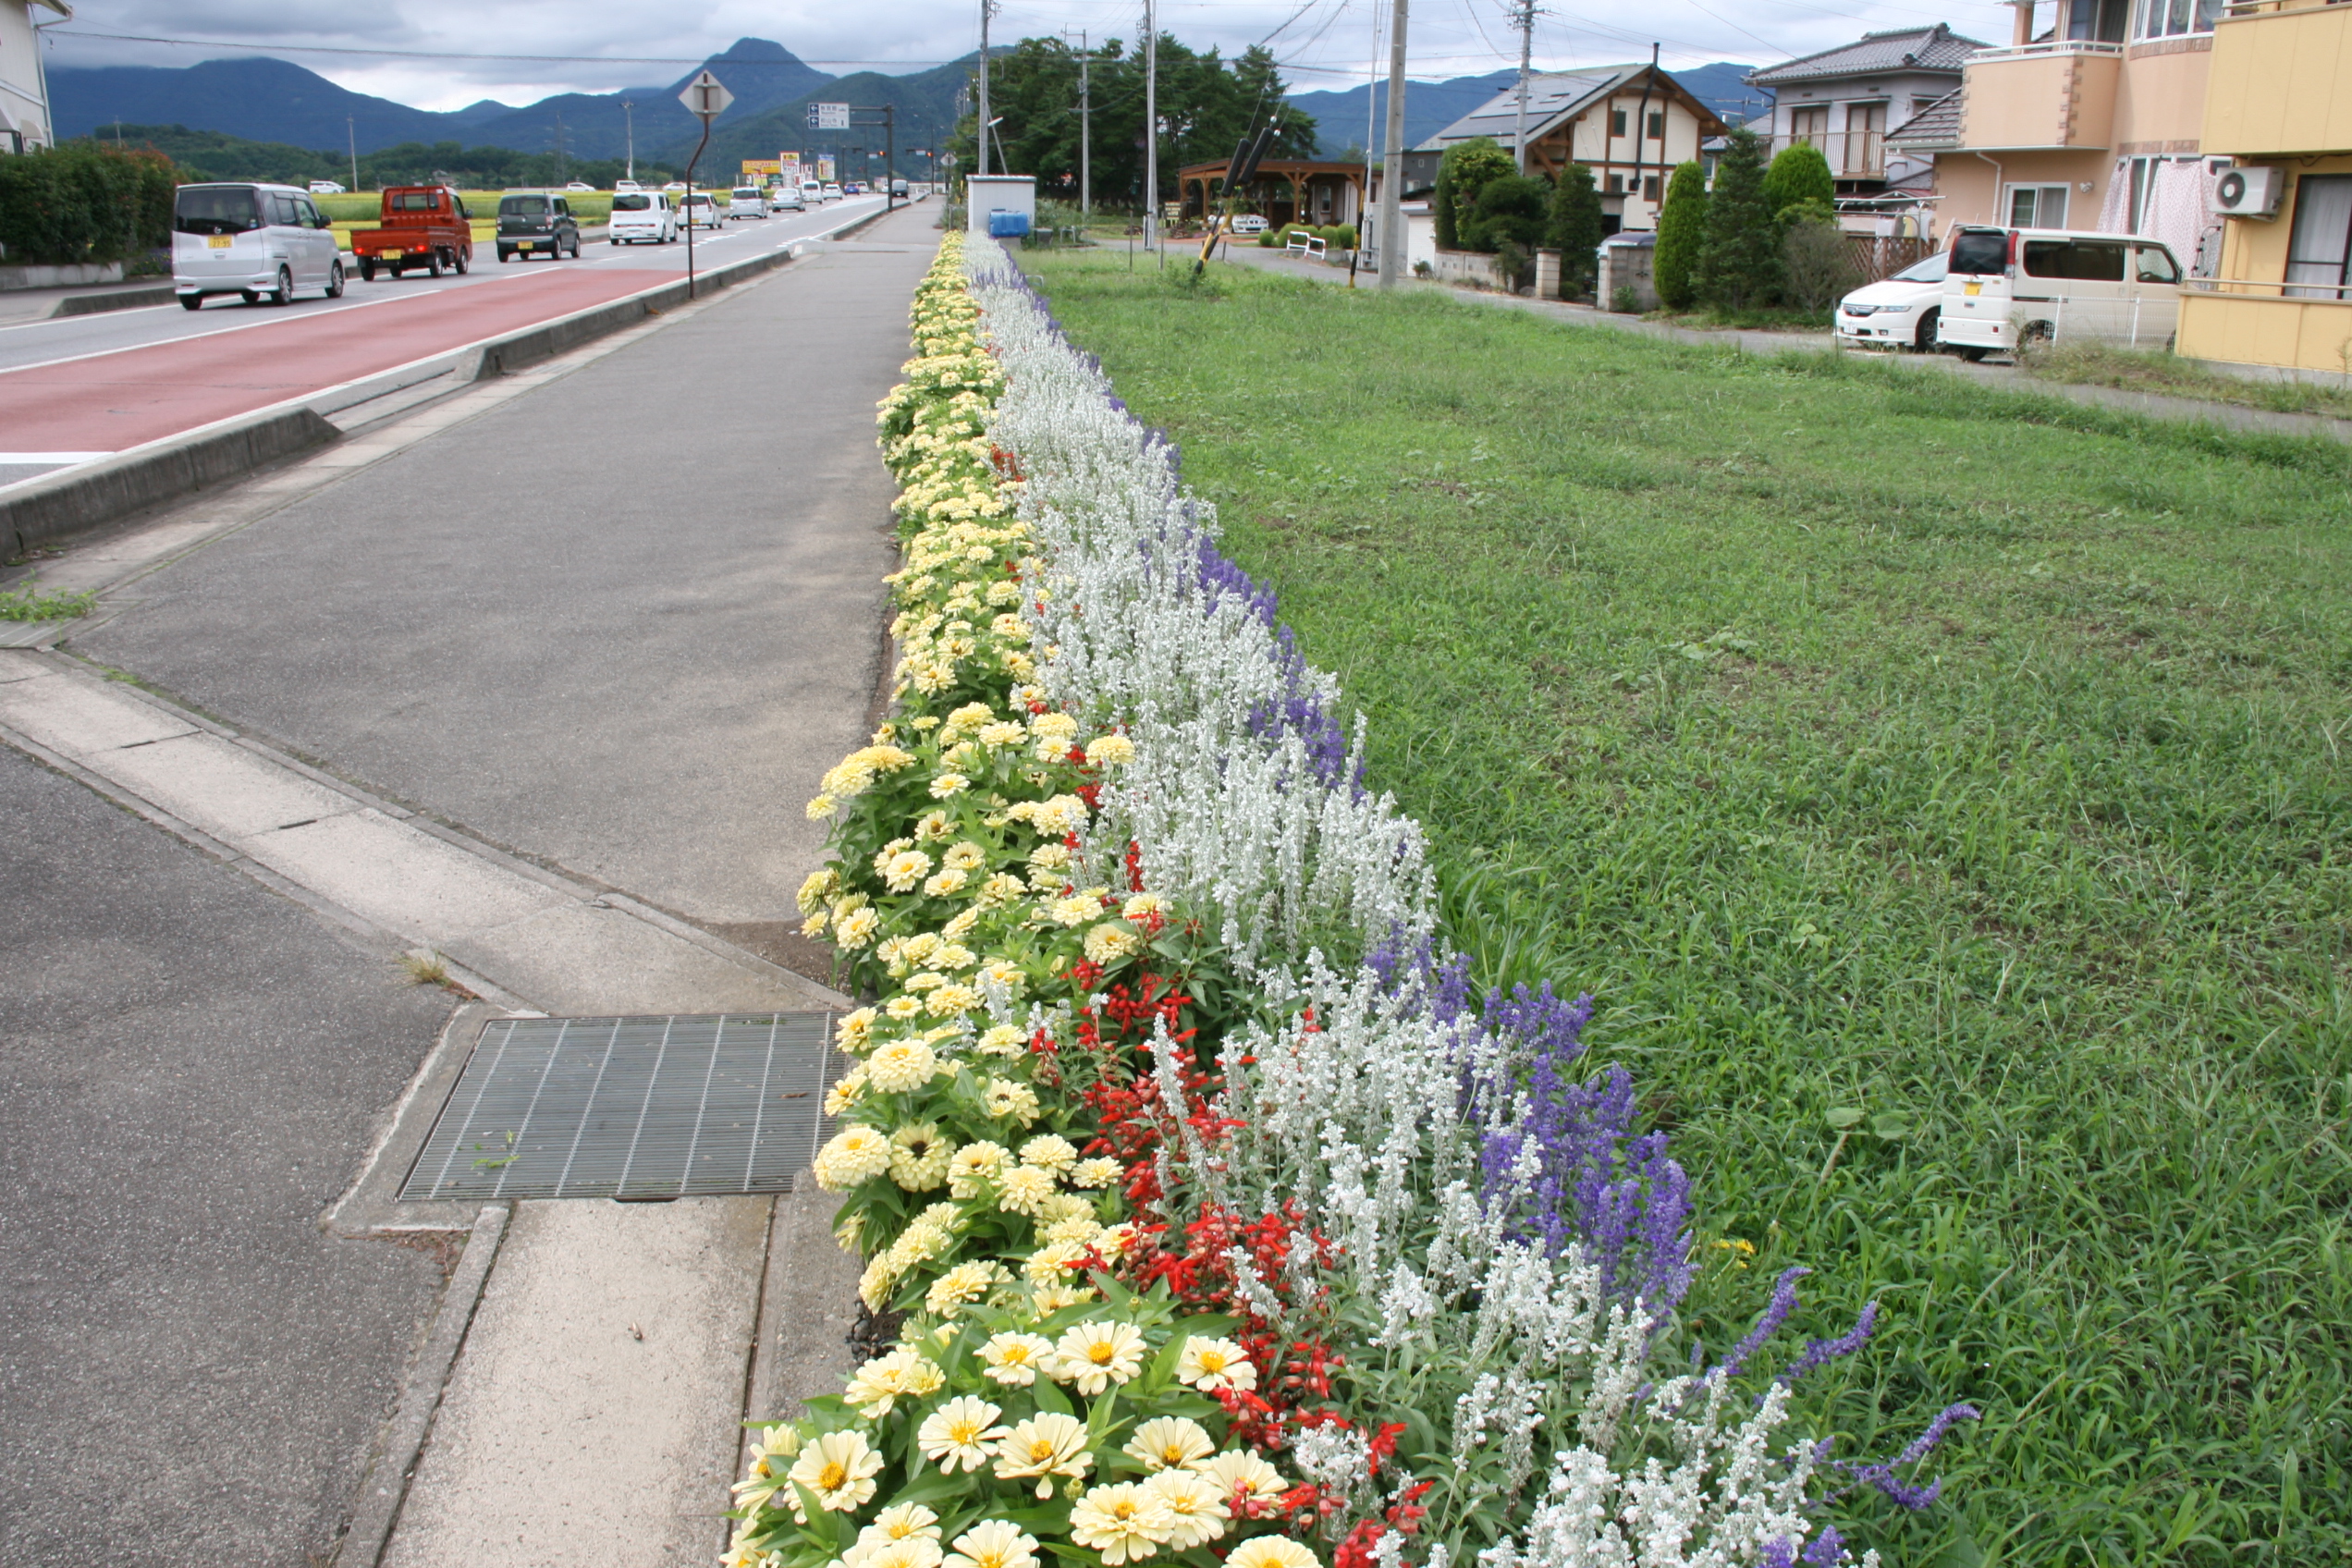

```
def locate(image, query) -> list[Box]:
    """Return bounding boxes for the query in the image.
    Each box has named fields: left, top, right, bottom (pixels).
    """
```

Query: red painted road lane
left=0, top=267, right=677, bottom=454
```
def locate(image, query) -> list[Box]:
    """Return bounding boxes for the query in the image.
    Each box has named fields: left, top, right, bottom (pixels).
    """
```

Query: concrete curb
left=337, top=1200, right=511, bottom=1568
left=2, top=203, right=897, bottom=558
left=52, top=284, right=177, bottom=318
left=3, top=406, right=345, bottom=560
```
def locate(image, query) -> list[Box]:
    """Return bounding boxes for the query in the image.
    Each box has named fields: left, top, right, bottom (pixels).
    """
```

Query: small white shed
left=965, top=176, right=1038, bottom=239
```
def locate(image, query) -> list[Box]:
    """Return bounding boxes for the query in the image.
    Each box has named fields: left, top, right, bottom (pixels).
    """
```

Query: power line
left=50, top=30, right=960, bottom=67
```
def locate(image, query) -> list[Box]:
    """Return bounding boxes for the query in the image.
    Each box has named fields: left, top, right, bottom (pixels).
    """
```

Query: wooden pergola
left=1175, top=159, right=1367, bottom=228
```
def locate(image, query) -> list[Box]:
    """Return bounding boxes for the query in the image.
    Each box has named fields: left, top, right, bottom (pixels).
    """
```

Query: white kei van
left=608, top=190, right=678, bottom=244
left=172, top=182, right=346, bottom=309
left=1937, top=226, right=2185, bottom=360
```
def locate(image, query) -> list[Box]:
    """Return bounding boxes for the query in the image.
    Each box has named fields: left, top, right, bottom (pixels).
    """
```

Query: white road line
left=0, top=304, right=178, bottom=336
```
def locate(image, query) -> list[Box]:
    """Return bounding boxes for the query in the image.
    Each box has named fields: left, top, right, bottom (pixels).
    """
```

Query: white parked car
left=308, top=179, right=346, bottom=195
left=606, top=190, right=678, bottom=244
left=770, top=185, right=806, bottom=212
left=661, top=180, right=689, bottom=192
left=172, top=181, right=346, bottom=309
left=1937, top=226, right=2185, bottom=360
left=728, top=186, right=768, bottom=219
left=615, top=179, right=643, bottom=193
left=678, top=191, right=721, bottom=228
left=821, top=182, right=842, bottom=202
left=564, top=180, right=594, bottom=191
left=1230, top=214, right=1268, bottom=236
left=1834, top=251, right=1950, bottom=352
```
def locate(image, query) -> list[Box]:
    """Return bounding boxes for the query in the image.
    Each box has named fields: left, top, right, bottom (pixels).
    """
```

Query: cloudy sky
left=48, top=0, right=2023, bottom=110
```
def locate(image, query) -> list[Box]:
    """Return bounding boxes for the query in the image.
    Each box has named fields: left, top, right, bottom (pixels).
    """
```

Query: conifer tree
left=1652, top=160, right=1707, bottom=311
left=1694, top=128, right=1779, bottom=311
left=1544, top=164, right=1604, bottom=298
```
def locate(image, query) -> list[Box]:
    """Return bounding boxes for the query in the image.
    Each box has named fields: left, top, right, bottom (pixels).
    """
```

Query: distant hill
left=47, top=39, right=837, bottom=162
left=689, top=55, right=978, bottom=174
left=1285, top=62, right=1767, bottom=156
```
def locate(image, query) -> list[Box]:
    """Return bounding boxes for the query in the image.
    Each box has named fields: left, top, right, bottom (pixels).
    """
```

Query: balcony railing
left=1964, top=39, right=2127, bottom=58
left=2183, top=275, right=2352, bottom=300
left=2223, top=0, right=2350, bottom=15
left=1769, top=129, right=1890, bottom=178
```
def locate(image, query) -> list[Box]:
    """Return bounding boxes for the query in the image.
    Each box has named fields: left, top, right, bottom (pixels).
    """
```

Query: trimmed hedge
left=0, top=145, right=179, bottom=267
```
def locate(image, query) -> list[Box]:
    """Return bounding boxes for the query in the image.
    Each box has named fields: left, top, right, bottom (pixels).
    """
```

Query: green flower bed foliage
left=1652, top=160, right=1708, bottom=311
left=0, top=144, right=178, bottom=266
left=1431, top=136, right=1514, bottom=251
left=1015, top=248, right=2352, bottom=1565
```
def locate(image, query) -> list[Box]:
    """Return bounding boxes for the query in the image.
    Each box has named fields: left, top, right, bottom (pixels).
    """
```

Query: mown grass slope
left=1024, top=250, right=2352, bottom=1566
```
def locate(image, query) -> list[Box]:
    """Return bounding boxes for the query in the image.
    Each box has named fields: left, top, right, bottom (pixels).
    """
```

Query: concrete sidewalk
left=1216, top=243, right=2352, bottom=446
left=1, top=204, right=943, bottom=1565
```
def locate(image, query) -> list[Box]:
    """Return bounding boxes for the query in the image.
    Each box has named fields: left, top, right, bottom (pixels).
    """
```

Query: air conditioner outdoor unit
left=2211, top=165, right=2285, bottom=218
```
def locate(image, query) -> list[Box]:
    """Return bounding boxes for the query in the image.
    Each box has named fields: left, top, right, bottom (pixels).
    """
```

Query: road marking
left=0, top=305, right=178, bottom=336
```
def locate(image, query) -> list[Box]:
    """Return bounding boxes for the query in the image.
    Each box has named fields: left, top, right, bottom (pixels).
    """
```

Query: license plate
left=1965, top=281, right=1981, bottom=296
left=207, top=235, right=232, bottom=249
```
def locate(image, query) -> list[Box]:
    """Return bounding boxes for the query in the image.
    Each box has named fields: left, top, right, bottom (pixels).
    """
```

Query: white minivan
left=607, top=190, right=678, bottom=244
left=173, top=182, right=346, bottom=309
left=802, top=179, right=826, bottom=205
left=728, top=186, right=768, bottom=219
left=1937, top=226, right=2185, bottom=360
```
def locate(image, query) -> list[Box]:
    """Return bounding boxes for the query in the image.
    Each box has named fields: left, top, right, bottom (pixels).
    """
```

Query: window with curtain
left=2132, top=0, right=2221, bottom=39
left=2285, top=175, right=2352, bottom=300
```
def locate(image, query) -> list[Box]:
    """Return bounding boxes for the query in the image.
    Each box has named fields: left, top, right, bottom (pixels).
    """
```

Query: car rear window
left=1949, top=230, right=2009, bottom=276
left=733, top=189, right=759, bottom=199
left=500, top=196, right=550, bottom=215
left=2023, top=239, right=2126, bottom=281
left=613, top=193, right=653, bottom=211
left=174, top=187, right=261, bottom=236
left=392, top=190, right=443, bottom=212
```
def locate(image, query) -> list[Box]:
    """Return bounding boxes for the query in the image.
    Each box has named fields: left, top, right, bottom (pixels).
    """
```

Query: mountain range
left=49, top=42, right=1766, bottom=169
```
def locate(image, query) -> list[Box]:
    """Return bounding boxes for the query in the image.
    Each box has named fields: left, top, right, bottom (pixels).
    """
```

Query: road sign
left=679, top=71, right=733, bottom=121
left=808, top=102, right=851, bottom=130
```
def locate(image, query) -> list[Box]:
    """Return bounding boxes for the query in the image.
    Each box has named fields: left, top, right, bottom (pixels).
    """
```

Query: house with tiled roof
left=1746, top=25, right=1985, bottom=197
left=1406, top=63, right=1729, bottom=232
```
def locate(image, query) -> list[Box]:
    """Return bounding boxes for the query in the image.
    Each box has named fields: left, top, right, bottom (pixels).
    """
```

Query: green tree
left=1459, top=173, right=1550, bottom=253
left=1652, top=160, right=1707, bottom=311
left=0, top=142, right=178, bottom=265
left=1695, top=127, right=1780, bottom=311
left=949, top=37, right=1313, bottom=212
left=1543, top=164, right=1604, bottom=297
left=1761, top=142, right=1834, bottom=222
left=1432, top=136, right=1515, bottom=250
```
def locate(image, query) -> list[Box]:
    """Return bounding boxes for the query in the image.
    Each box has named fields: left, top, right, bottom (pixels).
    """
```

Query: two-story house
left=1, top=0, right=69, bottom=154
left=1410, top=63, right=1729, bottom=233
left=2175, top=0, right=2352, bottom=374
left=1887, top=0, right=2221, bottom=267
left=1746, top=26, right=1987, bottom=198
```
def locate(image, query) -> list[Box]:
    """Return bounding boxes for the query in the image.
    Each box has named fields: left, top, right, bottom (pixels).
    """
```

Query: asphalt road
left=0, top=741, right=456, bottom=1566
left=0, top=197, right=888, bottom=483
left=76, top=202, right=939, bottom=951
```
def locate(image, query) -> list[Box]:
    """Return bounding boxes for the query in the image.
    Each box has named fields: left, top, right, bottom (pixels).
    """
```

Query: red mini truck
left=350, top=186, right=474, bottom=281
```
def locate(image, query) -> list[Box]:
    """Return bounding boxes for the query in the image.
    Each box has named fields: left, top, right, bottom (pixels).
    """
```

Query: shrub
left=0, top=143, right=178, bottom=267
left=1544, top=165, right=1604, bottom=298
left=1762, top=142, right=1835, bottom=224
left=1695, top=127, right=1780, bottom=312
left=1432, top=136, right=1515, bottom=251
left=1459, top=173, right=1550, bottom=255
left=1781, top=213, right=1857, bottom=312
left=1611, top=283, right=1640, bottom=312
left=1652, top=160, right=1707, bottom=311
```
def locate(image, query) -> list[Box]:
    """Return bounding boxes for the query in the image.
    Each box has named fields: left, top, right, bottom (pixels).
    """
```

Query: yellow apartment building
left=2174, top=0, right=2352, bottom=374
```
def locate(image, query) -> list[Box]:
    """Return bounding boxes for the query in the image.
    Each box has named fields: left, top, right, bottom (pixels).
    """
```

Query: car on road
left=496, top=190, right=581, bottom=262
left=662, top=180, right=689, bottom=192
left=821, top=182, right=842, bottom=202
left=1937, top=226, right=2185, bottom=360
left=728, top=186, right=769, bottom=219
left=607, top=189, right=678, bottom=244
left=615, top=179, right=643, bottom=193
left=1229, top=214, right=1268, bottom=236
left=678, top=191, right=721, bottom=228
left=308, top=179, right=346, bottom=195
left=564, top=180, right=595, bottom=191
left=889, top=179, right=909, bottom=200
left=173, top=181, right=347, bottom=308
left=802, top=179, right=826, bottom=204
left=1834, top=250, right=1949, bottom=352
left=770, top=184, right=805, bottom=212
left=350, top=184, right=476, bottom=283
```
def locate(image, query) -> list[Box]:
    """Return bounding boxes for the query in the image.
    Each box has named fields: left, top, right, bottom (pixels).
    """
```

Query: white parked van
left=1937, top=226, right=2185, bottom=361
left=607, top=190, right=678, bottom=244
left=172, top=182, right=345, bottom=309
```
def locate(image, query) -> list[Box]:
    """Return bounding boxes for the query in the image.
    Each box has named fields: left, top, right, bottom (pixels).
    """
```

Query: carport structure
left=1176, top=159, right=1367, bottom=229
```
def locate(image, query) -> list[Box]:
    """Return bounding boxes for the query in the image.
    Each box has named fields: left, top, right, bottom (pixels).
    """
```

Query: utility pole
left=1509, top=0, right=1540, bottom=175
left=347, top=116, right=359, bottom=190
left=553, top=110, right=567, bottom=185
left=1376, top=0, right=1408, bottom=288
left=977, top=0, right=998, bottom=177
left=1065, top=31, right=1092, bottom=217
left=1144, top=0, right=1158, bottom=248
left=622, top=99, right=635, bottom=183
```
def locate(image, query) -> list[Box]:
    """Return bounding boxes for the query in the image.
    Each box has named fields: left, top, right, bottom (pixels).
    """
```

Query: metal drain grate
left=399, top=1012, right=838, bottom=1202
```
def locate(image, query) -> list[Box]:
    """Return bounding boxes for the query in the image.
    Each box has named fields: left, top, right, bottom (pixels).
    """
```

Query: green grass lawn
left=1022, top=251, right=2352, bottom=1566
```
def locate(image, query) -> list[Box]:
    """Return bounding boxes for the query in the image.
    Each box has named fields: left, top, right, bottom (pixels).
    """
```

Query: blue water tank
left=986, top=211, right=1032, bottom=239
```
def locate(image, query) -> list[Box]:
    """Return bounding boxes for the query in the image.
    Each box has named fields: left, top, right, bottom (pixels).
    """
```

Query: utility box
left=1596, top=231, right=1659, bottom=312
left=966, top=176, right=1037, bottom=239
